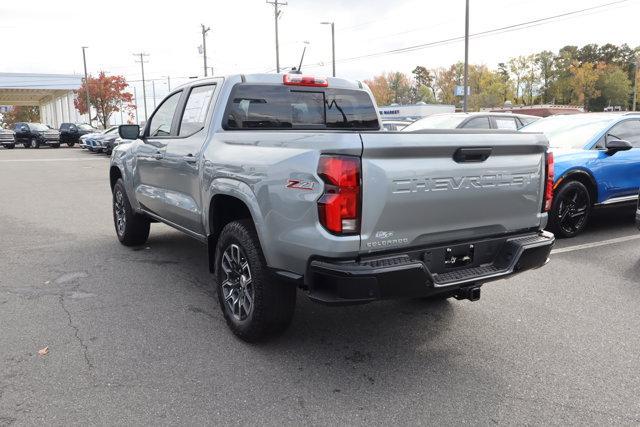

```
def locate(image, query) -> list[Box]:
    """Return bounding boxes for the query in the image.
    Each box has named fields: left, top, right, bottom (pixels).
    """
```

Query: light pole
left=201, top=24, right=211, bottom=77
left=320, top=22, right=336, bottom=77
left=462, top=0, right=470, bottom=112
left=633, top=56, right=638, bottom=111
left=81, top=46, right=92, bottom=126
left=133, top=53, right=149, bottom=121
left=267, top=0, right=287, bottom=73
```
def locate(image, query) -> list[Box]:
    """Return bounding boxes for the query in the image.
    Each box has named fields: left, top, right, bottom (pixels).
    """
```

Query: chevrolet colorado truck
left=110, top=73, right=555, bottom=342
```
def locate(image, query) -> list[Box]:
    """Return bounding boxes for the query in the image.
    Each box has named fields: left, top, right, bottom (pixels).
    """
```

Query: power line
left=302, top=0, right=630, bottom=70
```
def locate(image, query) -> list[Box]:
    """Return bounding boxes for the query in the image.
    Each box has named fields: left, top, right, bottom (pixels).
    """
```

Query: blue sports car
left=522, top=113, right=640, bottom=237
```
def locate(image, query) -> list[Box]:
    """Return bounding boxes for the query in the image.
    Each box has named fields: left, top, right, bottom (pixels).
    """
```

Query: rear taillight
left=317, top=155, right=360, bottom=234
left=544, top=151, right=554, bottom=212
left=283, top=74, right=329, bottom=87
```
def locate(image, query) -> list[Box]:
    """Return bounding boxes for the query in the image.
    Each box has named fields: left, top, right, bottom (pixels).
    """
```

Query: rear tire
left=548, top=180, right=591, bottom=238
left=4, top=144, right=14, bottom=149
left=215, top=219, right=296, bottom=342
left=67, top=142, right=75, bottom=148
left=112, top=179, right=150, bottom=246
left=30, top=138, right=40, bottom=149
left=23, top=142, right=30, bottom=149
left=51, top=143, right=60, bottom=149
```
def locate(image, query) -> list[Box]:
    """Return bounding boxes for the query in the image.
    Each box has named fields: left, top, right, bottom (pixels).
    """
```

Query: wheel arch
left=555, top=169, right=598, bottom=204
left=109, top=165, right=123, bottom=191
left=205, top=180, right=268, bottom=274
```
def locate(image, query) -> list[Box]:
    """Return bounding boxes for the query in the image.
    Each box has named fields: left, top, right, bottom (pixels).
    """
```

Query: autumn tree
left=74, top=71, right=134, bottom=129
left=411, top=66, right=436, bottom=102
left=364, top=74, right=392, bottom=106
left=569, top=61, right=602, bottom=109
left=2, top=106, right=40, bottom=126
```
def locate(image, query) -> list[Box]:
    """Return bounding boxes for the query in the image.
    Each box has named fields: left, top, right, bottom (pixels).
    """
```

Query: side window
left=462, top=116, right=491, bottom=129
left=147, top=91, right=182, bottom=137
left=607, top=120, right=640, bottom=147
left=179, top=84, right=216, bottom=136
left=494, top=117, right=518, bottom=130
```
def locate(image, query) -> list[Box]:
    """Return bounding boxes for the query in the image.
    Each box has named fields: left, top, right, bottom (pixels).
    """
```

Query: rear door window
left=461, top=116, right=491, bottom=129
left=223, top=84, right=379, bottom=130
left=494, top=116, right=518, bottom=130
left=179, top=84, right=216, bottom=136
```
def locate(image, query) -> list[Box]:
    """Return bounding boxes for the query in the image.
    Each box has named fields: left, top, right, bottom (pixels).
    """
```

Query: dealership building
left=0, top=72, right=85, bottom=127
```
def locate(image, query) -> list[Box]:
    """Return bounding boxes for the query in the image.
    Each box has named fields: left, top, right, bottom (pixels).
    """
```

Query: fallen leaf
left=38, top=347, right=49, bottom=356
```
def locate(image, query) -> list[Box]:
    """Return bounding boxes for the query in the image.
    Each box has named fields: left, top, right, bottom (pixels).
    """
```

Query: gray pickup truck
left=110, top=73, right=555, bottom=342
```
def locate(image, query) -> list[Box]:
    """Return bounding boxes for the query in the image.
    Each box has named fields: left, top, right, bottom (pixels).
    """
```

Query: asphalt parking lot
left=1, top=147, right=640, bottom=425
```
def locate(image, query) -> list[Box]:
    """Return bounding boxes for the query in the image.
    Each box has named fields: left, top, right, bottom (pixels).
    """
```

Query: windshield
left=29, top=123, right=49, bottom=131
left=521, top=115, right=612, bottom=149
left=104, top=127, right=118, bottom=134
left=402, top=114, right=466, bottom=131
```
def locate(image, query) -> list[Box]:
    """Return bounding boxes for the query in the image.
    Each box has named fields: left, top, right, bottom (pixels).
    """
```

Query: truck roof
left=174, top=73, right=366, bottom=91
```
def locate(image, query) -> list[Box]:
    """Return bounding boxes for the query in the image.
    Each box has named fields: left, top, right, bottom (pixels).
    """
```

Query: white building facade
left=0, top=72, right=85, bottom=127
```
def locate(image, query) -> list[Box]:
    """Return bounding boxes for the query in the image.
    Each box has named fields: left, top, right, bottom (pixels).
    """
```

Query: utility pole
left=152, top=80, right=157, bottom=109
left=166, top=76, right=171, bottom=92
left=266, top=0, right=287, bottom=73
left=133, top=53, right=149, bottom=121
left=321, top=22, right=336, bottom=77
left=462, top=0, right=470, bottom=112
left=633, top=56, right=638, bottom=111
left=201, top=24, right=211, bottom=77
left=81, top=46, right=92, bottom=126
left=133, top=86, right=139, bottom=125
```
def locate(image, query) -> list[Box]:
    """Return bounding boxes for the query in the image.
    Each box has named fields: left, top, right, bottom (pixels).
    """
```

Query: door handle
left=183, top=154, right=197, bottom=164
left=453, top=147, right=492, bottom=163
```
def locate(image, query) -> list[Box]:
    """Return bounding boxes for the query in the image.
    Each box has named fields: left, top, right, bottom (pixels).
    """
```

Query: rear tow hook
left=455, top=286, right=481, bottom=302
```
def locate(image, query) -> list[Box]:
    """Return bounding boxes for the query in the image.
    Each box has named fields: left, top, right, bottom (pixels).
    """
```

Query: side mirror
left=119, top=124, right=140, bottom=140
left=20, top=126, right=28, bottom=133
left=605, top=138, right=632, bottom=154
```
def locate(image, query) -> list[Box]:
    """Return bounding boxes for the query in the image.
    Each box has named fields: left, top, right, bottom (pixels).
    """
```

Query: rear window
left=223, top=84, right=379, bottom=130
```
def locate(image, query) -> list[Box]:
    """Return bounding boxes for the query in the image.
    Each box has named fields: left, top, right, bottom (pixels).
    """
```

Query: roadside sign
left=455, top=86, right=470, bottom=97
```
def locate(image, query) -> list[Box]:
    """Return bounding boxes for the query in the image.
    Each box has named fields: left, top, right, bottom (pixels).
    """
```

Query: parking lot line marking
left=0, top=158, right=106, bottom=162
left=551, top=234, right=640, bottom=254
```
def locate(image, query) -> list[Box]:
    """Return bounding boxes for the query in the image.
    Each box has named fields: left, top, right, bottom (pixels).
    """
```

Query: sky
left=1, top=0, right=639, bottom=104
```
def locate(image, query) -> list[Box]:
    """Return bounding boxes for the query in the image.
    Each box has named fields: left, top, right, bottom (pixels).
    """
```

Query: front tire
left=548, top=180, right=591, bottom=238
left=112, top=179, right=150, bottom=246
left=215, top=220, right=296, bottom=342
left=51, top=143, right=60, bottom=148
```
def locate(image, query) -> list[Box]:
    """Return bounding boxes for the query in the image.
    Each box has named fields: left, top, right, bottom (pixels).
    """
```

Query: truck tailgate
left=359, top=131, right=548, bottom=253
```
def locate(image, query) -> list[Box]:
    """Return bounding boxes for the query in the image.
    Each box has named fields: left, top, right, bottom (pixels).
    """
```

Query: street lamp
left=320, top=21, right=335, bottom=77
left=81, top=46, right=92, bottom=126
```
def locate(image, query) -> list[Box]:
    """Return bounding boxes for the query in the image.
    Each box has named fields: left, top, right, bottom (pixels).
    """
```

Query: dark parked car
left=0, top=128, right=15, bottom=149
left=14, top=122, right=61, bottom=148
left=402, top=112, right=539, bottom=131
left=100, top=132, right=121, bottom=155
left=59, top=123, right=96, bottom=147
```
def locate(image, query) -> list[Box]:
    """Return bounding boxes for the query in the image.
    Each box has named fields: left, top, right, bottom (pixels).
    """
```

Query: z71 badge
left=286, top=179, right=316, bottom=190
